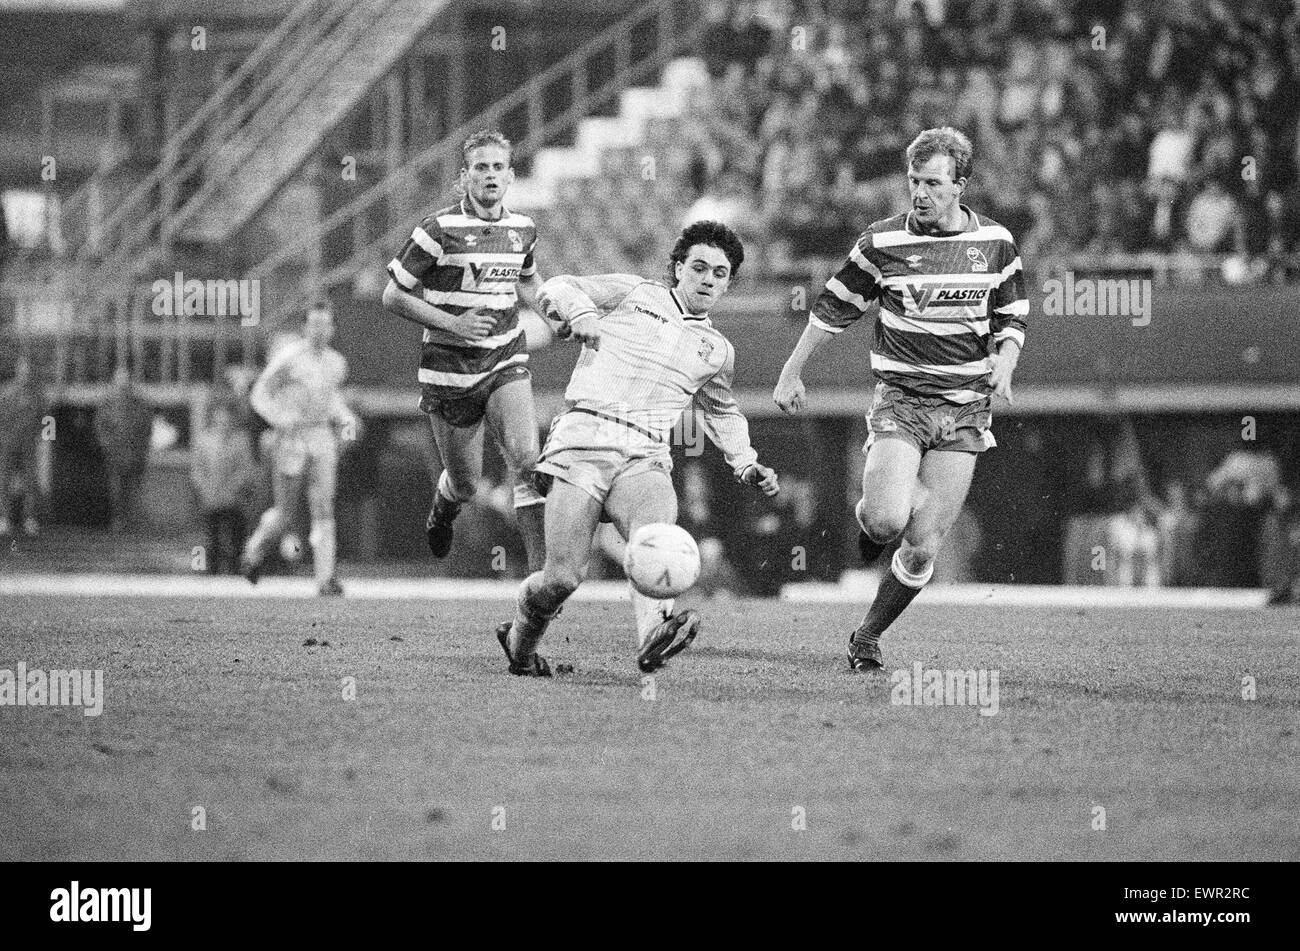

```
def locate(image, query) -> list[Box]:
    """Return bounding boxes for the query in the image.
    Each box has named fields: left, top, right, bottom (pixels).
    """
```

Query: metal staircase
left=24, top=0, right=340, bottom=280
left=244, top=0, right=706, bottom=329
left=172, top=0, right=447, bottom=247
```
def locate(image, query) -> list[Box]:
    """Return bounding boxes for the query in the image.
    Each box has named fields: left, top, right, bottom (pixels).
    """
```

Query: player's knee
left=858, top=502, right=908, bottom=543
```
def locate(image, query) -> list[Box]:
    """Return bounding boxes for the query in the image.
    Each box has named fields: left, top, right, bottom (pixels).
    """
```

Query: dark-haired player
left=499, top=220, right=781, bottom=677
left=382, top=129, right=546, bottom=571
left=774, top=127, right=1028, bottom=672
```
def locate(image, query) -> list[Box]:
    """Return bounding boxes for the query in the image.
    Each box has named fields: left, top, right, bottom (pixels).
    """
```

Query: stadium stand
left=1, top=0, right=1298, bottom=591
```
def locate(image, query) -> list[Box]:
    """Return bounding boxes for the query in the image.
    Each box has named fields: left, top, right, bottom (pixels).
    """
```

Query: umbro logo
left=905, top=255, right=924, bottom=269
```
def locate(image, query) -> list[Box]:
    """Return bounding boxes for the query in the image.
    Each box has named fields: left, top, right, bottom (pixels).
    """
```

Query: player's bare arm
left=988, top=338, right=1020, bottom=404
left=515, top=270, right=544, bottom=315
left=774, top=322, right=836, bottom=414
left=380, top=279, right=496, bottom=340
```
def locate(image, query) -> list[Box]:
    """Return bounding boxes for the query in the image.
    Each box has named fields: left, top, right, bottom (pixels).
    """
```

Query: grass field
left=2, top=592, right=1298, bottom=861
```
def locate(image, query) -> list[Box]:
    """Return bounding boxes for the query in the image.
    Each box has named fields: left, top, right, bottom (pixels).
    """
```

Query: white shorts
left=535, top=410, right=672, bottom=504
left=272, top=427, right=338, bottom=482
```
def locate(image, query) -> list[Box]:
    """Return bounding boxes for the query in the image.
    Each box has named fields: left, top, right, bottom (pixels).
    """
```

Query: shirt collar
left=905, top=203, right=979, bottom=236
left=460, top=196, right=509, bottom=222
left=671, top=287, right=709, bottom=321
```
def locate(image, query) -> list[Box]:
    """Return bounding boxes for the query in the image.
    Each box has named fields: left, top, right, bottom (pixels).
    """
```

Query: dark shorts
left=419, top=364, right=531, bottom=428
left=864, top=381, right=996, bottom=455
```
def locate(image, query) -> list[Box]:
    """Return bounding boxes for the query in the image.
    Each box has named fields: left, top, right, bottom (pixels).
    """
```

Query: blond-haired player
left=241, top=303, right=359, bottom=596
left=499, top=220, right=780, bottom=677
left=382, top=129, right=547, bottom=573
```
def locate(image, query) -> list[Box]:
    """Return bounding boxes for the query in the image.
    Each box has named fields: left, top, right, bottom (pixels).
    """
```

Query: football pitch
left=2, top=591, right=1298, bottom=862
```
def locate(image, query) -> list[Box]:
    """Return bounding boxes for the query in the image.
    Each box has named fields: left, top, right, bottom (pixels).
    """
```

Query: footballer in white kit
left=241, top=303, right=360, bottom=596
left=499, top=221, right=780, bottom=677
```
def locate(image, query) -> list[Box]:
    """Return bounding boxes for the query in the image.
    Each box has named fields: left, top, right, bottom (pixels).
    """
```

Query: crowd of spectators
left=672, top=0, right=1300, bottom=277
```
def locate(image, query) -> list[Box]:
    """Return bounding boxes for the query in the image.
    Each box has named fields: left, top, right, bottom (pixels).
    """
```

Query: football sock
left=851, top=549, right=933, bottom=653
left=510, top=571, right=565, bottom=657
left=244, top=508, right=285, bottom=563
left=631, top=586, right=674, bottom=648
left=513, top=481, right=547, bottom=574
left=434, top=471, right=466, bottom=513
left=858, top=531, right=886, bottom=564
left=309, top=518, right=336, bottom=586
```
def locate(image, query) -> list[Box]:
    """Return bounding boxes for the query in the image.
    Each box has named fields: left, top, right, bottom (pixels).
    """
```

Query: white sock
left=891, top=548, right=934, bottom=589
left=245, top=508, right=285, bottom=562
left=310, top=518, right=337, bottom=585
left=630, top=584, right=674, bottom=648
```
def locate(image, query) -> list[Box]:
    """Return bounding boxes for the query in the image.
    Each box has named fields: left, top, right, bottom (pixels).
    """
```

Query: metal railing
left=153, top=0, right=393, bottom=251
left=90, top=0, right=359, bottom=286
left=244, top=0, right=704, bottom=327
left=8, top=0, right=336, bottom=282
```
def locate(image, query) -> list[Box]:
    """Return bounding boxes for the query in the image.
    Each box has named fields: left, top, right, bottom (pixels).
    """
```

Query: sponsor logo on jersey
left=466, top=261, right=522, bottom=286
left=966, top=247, right=989, bottom=272
left=904, top=282, right=991, bottom=312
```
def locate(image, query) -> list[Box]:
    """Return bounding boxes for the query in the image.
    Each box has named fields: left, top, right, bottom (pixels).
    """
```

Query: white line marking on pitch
left=0, top=573, right=632, bottom=601
left=0, top=572, right=1270, bottom=609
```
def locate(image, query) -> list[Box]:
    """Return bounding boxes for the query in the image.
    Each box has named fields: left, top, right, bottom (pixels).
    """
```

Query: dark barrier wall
left=337, top=283, right=1300, bottom=392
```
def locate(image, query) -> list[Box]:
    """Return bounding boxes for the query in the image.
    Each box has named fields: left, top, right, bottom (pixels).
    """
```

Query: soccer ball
left=624, top=523, right=700, bottom=598
left=280, top=533, right=304, bottom=563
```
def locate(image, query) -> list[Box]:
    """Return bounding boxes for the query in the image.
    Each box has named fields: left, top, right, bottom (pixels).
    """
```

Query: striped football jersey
left=811, top=206, right=1028, bottom=404
left=386, top=197, right=538, bottom=393
left=537, top=273, right=759, bottom=476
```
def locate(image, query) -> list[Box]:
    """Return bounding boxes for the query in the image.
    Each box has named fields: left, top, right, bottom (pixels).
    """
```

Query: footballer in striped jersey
left=381, top=130, right=547, bottom=572
left=498, top=221, right=780, bottom=677
left=774, top=126, right=1028, bottom=672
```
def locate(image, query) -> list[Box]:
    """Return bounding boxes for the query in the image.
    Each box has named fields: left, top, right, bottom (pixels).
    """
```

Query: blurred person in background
left=1157, top=480, right=1198, bottom=588
left=0, top=358, right=49, bottom=538
left=1105, top=481, right=1162, bottom=588
left=0, top=200, right=10, bottom=280
left=1195, top=451, right=1279, bottom=588
left=1261, top=484, right=1300, bottom=605
left=190, top=399, right=258, bottom=575
left=1184, top=175, right=1245, bottom=254
left=240, top=304, right=360, bottom=596
left=94, top=366, right=154, bottom=532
